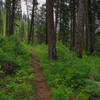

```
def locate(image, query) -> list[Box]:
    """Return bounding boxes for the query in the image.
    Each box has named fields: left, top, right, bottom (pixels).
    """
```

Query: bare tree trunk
left=55, top=0, right=59, bottom=35
left=6, top=0, right=16, bottom=36
left=72, top=0, right=76, bottom=49
left=10, top=0, right=16, bottom=35
left=58, top=0, right=62, bottom=41
left=75, top=0, right=86, bottom=58
left=47, top=0, right=57, bottom=60
left=46, top=0, right=48, bottom=45
left=6, top=0, right=11, bottom=36
left=28, top=0, right=35, bottom=44
left=70, top=0, right=76, bottom=50
left=86, top=0, right=91, bottom=55
left=86, top=0, right=96, bottom=55
left=25, top=0, right=30, bottom=43
left=90, top=0, right=96, bottom=53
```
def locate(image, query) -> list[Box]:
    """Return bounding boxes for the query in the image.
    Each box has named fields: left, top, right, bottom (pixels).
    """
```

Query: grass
left=33, top=42, right=100, bottom=100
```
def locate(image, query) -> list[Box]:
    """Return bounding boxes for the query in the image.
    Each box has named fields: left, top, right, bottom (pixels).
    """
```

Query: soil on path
left=32, top=51, right=51, bottom=100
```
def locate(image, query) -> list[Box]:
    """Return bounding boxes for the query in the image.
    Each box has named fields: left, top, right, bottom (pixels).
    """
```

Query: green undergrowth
left=33, top=43, right=100, bottom=100
left=0, top=36, right=35, bottom=100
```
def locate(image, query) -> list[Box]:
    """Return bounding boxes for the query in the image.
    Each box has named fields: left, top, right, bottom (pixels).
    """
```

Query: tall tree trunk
left=6, top=0, right=16, bottom=36
left=6, top=0, right=11, bottom=36
left=25, top=0, right=30, bottom=42
left=86, top=0, right=96, bottom=54
left=71, top=0, right=76, bottom=50
left=47, top=0, right=57, bottom=60
left=86, top=0, right=91, bottom=54
left=28, top=0, right=35, bottom=44
left=90, top=0, right=96, bottom=53
left=55, top=0, right=59, bottom=35
left=55, top=9, right=58, bottom=35
left=58, top=0, right=62, bottom=41
left=46, top=0, right=48, bottom=45
left=10, top=0, right=16, bottom=35
left=75, top=0, right=86, bottom=58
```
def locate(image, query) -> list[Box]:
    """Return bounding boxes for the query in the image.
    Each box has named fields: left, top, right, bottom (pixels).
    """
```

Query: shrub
left=33, top=42, right=100, bottom=100
left=0, top=36, right=32, bottom=74
left=0, top=36, right=35, bottom=100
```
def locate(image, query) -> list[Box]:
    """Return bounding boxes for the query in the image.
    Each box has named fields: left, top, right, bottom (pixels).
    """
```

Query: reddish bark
left=47, top=0, right=57, bottom=60
left=75, top=0, right=86, bottom=58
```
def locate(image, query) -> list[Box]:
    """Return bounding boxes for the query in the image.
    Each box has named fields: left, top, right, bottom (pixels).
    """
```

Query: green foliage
left=0, top=36, right=35, bottom=100
left=0, top=93, right=14, bottom=100
left=0, top=9, right=6, bottom=35
left=33, top=42, right=100, bottom=100
left=0, top=36, right=32, bottom=74
left=76, top=92, right=89, bottom=100
left=52, top=87, right=68, bottom=100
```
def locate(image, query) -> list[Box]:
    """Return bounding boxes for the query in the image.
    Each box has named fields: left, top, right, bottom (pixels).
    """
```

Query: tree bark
left=10, top=0, right=16, bottom=35
left=70, top=0, right=76, bottom=50
left=86, top=0, right=96, bottom=54
left=75, top=0, right=86, bottom=58
left=46, top=0, right=48, bottom=45
left=28, top=0, right=37, bottom=44
left=25, top=0, right=30, bottom=43
left=47, top=0, right=57, bottom=60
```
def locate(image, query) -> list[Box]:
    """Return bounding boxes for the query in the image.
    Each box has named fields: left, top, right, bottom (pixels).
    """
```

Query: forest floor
left=32, top=51, right=51, bottom=100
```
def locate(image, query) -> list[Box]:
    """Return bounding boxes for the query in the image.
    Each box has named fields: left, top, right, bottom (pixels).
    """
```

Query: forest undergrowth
left=0, top=36, right=35, bottom=100
left=34, top=43, right=100, bottom=100
left=0, top=36, right=100, bottom=100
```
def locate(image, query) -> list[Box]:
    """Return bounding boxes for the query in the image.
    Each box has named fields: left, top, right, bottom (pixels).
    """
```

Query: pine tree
left=47, top=0, right=57, bottom=60
left=75, top=0, right=86, bottom=58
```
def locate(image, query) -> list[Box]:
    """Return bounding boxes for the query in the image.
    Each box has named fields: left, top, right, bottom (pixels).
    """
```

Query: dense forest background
left=0, top=0, right=100, bottom=100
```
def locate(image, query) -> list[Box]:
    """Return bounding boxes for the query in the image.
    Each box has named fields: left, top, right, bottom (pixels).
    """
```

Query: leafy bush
left=0, top=36, right=32, bottom=74
left=0, top=93, right=14, bottom=100
left=0, top=36, right=35, bottom=100
left=33, top=42, right=100, bottom=100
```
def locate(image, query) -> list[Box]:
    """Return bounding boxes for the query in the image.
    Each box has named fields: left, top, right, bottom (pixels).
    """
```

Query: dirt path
left=32, top=51, right=51, bottom=100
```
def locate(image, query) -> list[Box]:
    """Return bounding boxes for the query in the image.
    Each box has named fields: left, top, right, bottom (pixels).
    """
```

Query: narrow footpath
left=32, top=51, right=51, bottom=100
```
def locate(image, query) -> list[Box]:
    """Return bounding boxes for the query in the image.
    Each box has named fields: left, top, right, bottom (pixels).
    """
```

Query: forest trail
left=32, top=51, right=51, bottom=100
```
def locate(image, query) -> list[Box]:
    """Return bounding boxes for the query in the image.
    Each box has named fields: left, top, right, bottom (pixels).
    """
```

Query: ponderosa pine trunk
left=6, top=0, right=16, bottom=36
left=10, top=0, right=16, bottom=35
left=86, top=0, right=91, bottom=55
left=70, top=0, right=76, bottom=50
left=72, top=0, right=76, bottom=49
left=25, top=0, right=30, bottom=42
left=86, top=0, right=95, bottom=55
left=6, top=0, right=11, bottom=36
left=47, top=0, right=57, bottom=60
left=55, top=0, right=59, bottom=35
left=46, top=0, right=48, bottom=45
left=28, top=0, right=35, bottom=44
left=75, top=0, right=86, bottom=58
